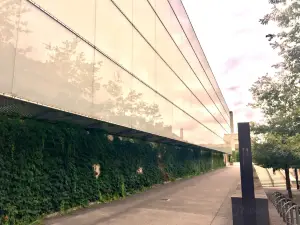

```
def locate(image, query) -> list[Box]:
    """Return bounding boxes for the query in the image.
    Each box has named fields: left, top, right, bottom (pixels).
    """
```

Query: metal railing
left=271, top=192, right=300, bottom=224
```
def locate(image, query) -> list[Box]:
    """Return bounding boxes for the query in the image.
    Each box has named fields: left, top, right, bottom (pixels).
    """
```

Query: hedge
left=0, top=114, right=225, bottom=224
left=232, top=151, right=240, bottom=162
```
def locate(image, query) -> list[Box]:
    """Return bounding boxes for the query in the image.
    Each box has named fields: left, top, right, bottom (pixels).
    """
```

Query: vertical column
left=224, top=153, right=228, bottom=165
left=230, top=111, right=234, bottom=133
left=180, top=128, right=183, bottom=140
left=212, top=152, right=214, bottom=169
left=238, top=123, right=256, bottom=225
left=228, top=111, right=234, bottom=165
left=229, top=111, right=234, bottom=152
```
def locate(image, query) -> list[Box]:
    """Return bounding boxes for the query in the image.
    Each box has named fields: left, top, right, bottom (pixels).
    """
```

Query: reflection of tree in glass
left=43, top=38, right=172, bottom=135
left=43, top=38, right=173, bottom=135
left=100, top=73, right=172, bottom=136
left=0, top=0, right=173, bottom=137
left=43, top=38, right=101, bottom=105
left=1, top=0, right=21, bottom=43
left=40, top=38, right=172, bottom=135
left=0, top=0, right=30, bottom=45
left=0, top=0, right=31, bottom=91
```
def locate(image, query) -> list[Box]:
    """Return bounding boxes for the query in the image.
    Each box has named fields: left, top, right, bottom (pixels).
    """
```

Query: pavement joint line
left=209, top=176, right=240, bottom=225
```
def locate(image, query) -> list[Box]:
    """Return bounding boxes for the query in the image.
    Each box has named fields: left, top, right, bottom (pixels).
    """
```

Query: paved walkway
left=254, top=165, right=290, bottom=225
left=45, top=166, right=240, bottom=225
left=253, top=165, right=286, bottom=188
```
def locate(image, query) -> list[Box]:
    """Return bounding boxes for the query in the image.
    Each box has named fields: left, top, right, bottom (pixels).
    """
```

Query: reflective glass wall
left=0, top=0, right=231, bottom=152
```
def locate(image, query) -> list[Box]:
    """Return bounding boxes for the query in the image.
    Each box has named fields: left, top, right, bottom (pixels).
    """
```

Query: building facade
left=224, top=133, right=239, bottom=151
left=0, top=0, right=232, bottom=153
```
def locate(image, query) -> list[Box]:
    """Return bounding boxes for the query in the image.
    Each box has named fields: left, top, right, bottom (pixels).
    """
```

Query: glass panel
left=156, top=55, right=227, bottom=136
left=13, top=0, right=94, bottom=116
left=95, top=0, right=132, bottom=72
left=132, top=30, right=156, bottom=89
left=154, top=1, right=230, bottom=132
left=155, top=55, right=184, bottom=103
left=169, top=7, right=185, bottom=50
left=147, top=0, right=156, bottom=9
left=169, top=7, right=230, bottom=128
left=0, top=0, right=231, bottom=153
left=112, top=0, right=132, bottom=21
left=206, top=104, right=230, bottom=132
left=172, top=106, right=186, bottom=142
left=169, top=0, right=231, bottom=120
left=155, top=94, right=173, bottom=139
left=130, top=77, right=157, bottom=135
left=92, top=51, right=132, bottom=129
left=0, top=0, right=21, bottom=94
left=172, top=106, right=224, bottom=146
left=183, top=68, right=230, bottom=133
left=32, top=0, right=96, bottom=43
left=155, top=21, right=180, bottom=74
left=132, top=0, right=155, bottom=46
left=183, top=90, right=225, bottom=139
left=192, top=106, right=224, bottom=139
left=155, top=0, right=171, bottom=32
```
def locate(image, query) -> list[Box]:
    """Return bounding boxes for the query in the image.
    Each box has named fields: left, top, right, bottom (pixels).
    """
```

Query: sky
left=182, top=0, right=281, bottom=131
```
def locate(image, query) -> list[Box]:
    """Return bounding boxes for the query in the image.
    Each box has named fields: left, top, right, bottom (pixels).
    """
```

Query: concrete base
left=231, top=197, right=270, bottom=225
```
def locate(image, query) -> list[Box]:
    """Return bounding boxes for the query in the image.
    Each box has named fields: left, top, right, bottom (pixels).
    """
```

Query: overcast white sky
left=182, top=0, right=280, bottom=131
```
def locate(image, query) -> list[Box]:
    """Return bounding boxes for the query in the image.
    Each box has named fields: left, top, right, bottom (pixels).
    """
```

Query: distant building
left=224, top=133, right=239, bottom=151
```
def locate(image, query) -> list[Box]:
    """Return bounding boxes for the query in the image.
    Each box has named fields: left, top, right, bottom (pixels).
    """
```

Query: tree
left=250, top=0, right=300, bottom=197
left=260, top=0, right=300, bottom=74
left=252, top=134, right=300, bottom=198
left=249, top=72, right=300, bottom=136
left=253, top=1, right=300, bottom=132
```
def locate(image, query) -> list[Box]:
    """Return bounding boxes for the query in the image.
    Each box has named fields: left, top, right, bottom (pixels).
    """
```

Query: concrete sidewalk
left=45, top=167, right=240, bottom=225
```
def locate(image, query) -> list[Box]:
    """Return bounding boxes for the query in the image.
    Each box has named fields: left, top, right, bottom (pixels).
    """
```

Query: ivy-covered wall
left=0, top=114, right=225, bottom=224
left=232, top=151, right=240, bottom=162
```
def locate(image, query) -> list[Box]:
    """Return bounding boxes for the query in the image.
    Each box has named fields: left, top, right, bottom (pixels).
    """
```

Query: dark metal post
left=238, top=123, right=256, bottom=225
left=295, top=168, right=299, bottom=190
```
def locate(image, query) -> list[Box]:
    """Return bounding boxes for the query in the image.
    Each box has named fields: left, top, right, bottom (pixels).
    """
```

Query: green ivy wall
left=0, top=114, right=225, bottom=224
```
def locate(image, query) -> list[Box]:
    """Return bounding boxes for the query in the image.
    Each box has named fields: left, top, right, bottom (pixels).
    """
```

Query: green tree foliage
left=252, top=134, right=300, bottom=197
left=250, top=0, right=300, bottom=197
left=231, top=151, right=239, bottom=162
left=260, top=0, right=300, bottom=74
left=252, top=134, right=299, bottom=169
left=250, top=0, right=300, bottom=142
left=252, top=0, right=300, bottom=126
left=0, top=114, right=224, bottom=224
left=250, top=72, right=300, bottom=136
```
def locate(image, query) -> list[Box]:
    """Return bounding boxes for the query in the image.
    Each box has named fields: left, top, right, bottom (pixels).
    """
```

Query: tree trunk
left=285, top=165, right=293, bottom=198
left=295, top=168, right=299, bottom=190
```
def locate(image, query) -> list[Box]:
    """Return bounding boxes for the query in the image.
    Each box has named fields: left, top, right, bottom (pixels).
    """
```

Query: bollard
left=296, top=205, right=300, bottom=224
